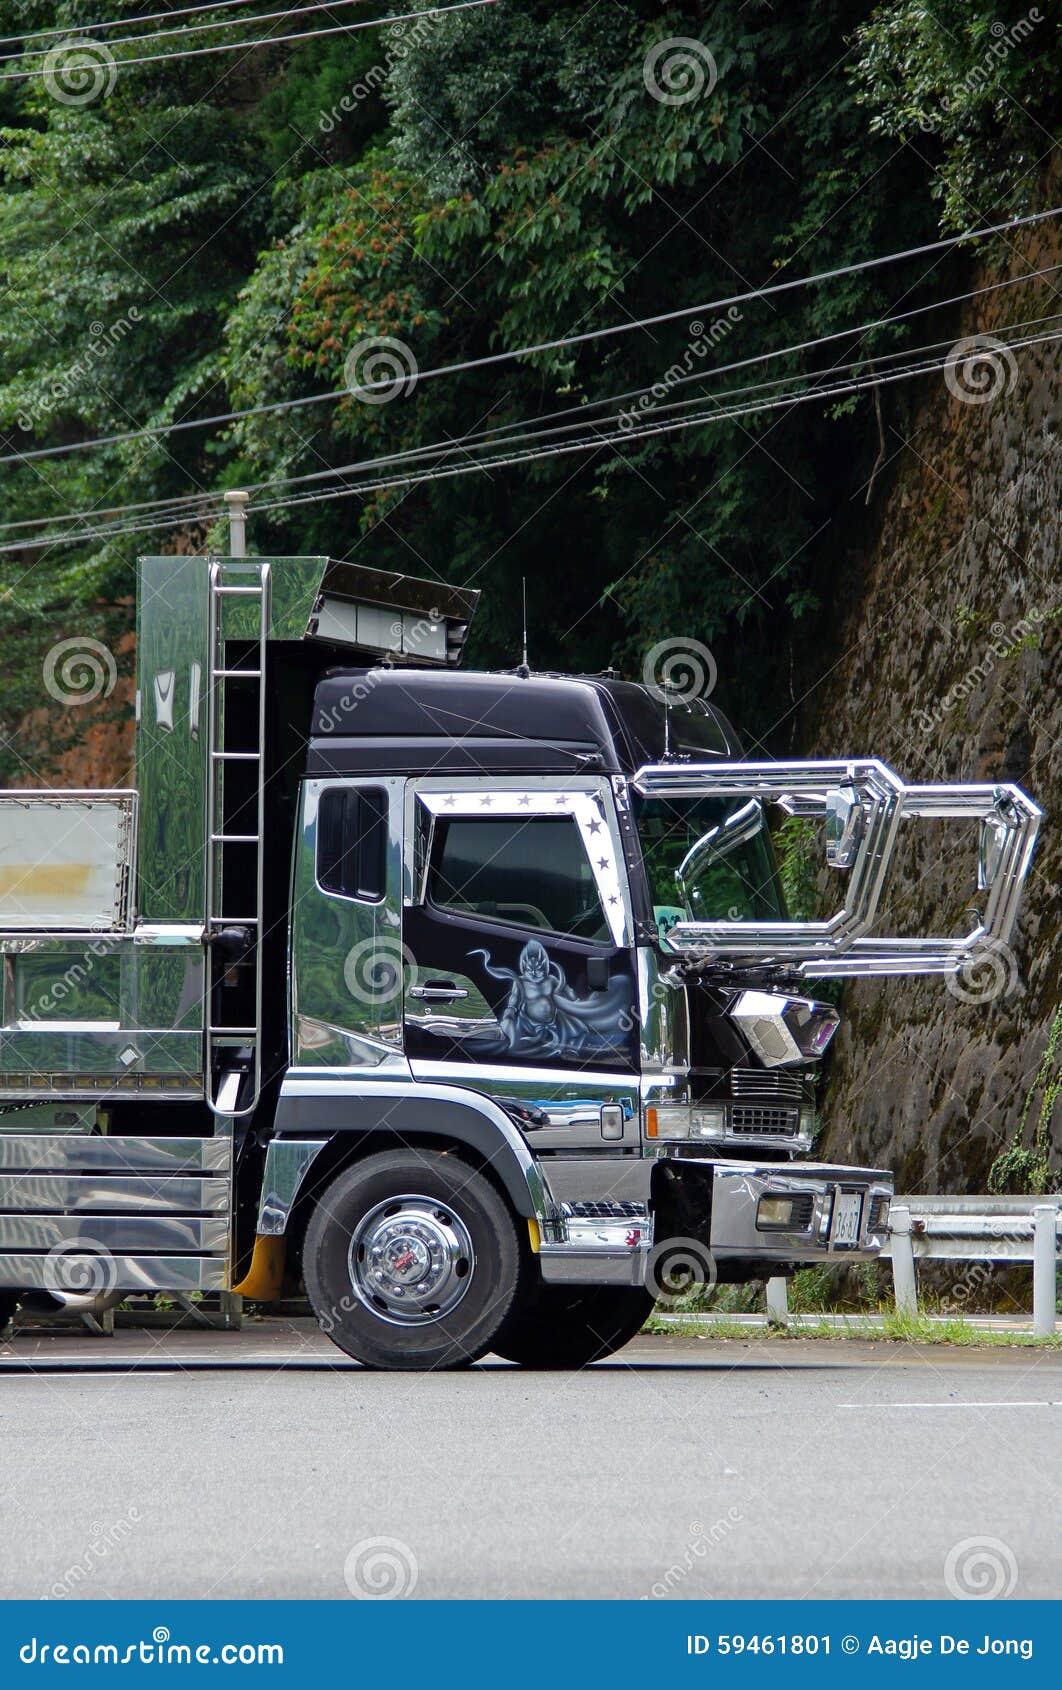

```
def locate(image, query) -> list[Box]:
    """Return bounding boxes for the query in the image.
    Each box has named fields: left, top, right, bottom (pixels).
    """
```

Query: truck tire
left=491, top=1284, right=655, bottom=1368
left=302, top=1148, right=523, bottom=1371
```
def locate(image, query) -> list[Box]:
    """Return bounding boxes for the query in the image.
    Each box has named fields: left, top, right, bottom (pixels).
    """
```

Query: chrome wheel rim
left=348, top=1194, right=475, bottom=1326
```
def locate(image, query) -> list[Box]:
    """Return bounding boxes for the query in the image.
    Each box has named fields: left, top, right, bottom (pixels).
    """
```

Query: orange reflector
left=646, top=1107, right=658, bottom=1139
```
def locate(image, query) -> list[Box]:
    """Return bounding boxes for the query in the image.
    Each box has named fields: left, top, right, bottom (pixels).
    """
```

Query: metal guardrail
left=884, top=1195, right=1062, bottom=1336
left=765, top=1194, right=1062, bottom=1337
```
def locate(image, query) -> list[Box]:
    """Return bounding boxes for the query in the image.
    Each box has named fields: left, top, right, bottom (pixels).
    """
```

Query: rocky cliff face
left=807, top=209, right=1061, bottom=1194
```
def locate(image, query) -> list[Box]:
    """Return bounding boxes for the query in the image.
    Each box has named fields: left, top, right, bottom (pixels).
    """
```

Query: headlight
left=646, top=1104, right=727, bottom=1141
left=690, top=1105, right=726, bottom=1140
left=799, top=1107, right=816, bottom=1140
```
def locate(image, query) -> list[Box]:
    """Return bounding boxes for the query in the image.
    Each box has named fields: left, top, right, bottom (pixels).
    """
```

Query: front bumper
left=706, top=1159, right=892, bottom=1263
left=536, top=1159, right=892, bottom=1286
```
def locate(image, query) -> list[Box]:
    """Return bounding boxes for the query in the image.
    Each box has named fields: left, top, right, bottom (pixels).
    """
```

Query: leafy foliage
left=0, top=0, right=1055, bottom=775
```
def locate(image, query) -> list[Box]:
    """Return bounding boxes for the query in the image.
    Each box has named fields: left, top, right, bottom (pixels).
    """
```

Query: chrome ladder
left=205, top=560, right=272, bottom=1117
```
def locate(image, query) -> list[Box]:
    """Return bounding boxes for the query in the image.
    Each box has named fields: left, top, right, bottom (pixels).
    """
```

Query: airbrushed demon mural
left=467, top=940, right=635, bottom=1061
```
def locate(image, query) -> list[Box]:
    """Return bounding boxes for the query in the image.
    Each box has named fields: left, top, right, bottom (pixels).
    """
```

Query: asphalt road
left=2, top=1320, right=1060, bottom=1600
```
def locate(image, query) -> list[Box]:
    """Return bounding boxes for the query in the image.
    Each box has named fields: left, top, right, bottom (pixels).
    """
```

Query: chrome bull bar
left=632, top=759, right=1041, bottom=977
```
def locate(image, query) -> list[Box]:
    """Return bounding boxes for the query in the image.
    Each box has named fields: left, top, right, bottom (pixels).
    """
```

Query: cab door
left=402, top=779, right=640, bottom=1150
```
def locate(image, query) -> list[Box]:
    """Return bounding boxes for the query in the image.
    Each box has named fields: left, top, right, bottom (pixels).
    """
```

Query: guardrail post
left=890, top=1205, right=918, bottom=1316
left=765, top=1277, right=789, bottom=1326
left=1032, top=1204, right=1057, bottom=1337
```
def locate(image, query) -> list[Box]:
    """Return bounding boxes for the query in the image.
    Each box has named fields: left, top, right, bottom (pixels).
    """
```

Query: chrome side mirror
left=978, top=808, right=1011, bottom=891
left=825, top=786, right=865, bottom=870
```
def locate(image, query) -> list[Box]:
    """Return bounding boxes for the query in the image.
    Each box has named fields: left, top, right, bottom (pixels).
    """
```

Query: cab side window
left=428, top=815, right=608, bottom=942
left=316, top=786, right=387, bottom=902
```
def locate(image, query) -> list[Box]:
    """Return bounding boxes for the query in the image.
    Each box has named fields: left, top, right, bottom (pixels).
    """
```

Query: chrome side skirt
left=0, top=1131, right=233, bottom=1293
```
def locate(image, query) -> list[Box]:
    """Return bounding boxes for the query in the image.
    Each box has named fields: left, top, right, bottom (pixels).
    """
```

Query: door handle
left=407, top=982, right=469, bottom=1002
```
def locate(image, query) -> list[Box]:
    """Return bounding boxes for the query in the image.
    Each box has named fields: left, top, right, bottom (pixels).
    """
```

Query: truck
left=0, top=550, right=1040, bottom=1369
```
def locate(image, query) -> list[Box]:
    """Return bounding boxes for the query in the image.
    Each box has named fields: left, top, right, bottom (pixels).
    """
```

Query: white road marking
left=840, top=1400, right=1062, bottom=1409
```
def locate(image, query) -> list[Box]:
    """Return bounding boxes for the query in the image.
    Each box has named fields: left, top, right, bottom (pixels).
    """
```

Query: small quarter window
left=317, top=786, right=387, bottom=901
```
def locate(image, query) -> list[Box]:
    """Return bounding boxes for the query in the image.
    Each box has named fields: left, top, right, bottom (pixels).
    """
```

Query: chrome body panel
left=0, top=1174, right=230, bottom=1213
left=0, top=1135, right=230, bottom=1173
left=0, top=1214, right=228, bottom=1252
left=535, top=1156, right=651, bottom=1206
left=409, top=1059, right=640, bottom=1152
left=258, top=1138, right=329, bottom=1235
left=539, top=1200, right=653, bottom=1285
left=0, top=1254, right=228, bottom=1293
left=291, top=778, right=406, bottom=1066
left=0, top=923, right=205, bottom=1096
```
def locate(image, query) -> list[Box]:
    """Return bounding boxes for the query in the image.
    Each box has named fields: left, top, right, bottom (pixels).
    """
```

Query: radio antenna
left=520, top=578, right=529, bottom=674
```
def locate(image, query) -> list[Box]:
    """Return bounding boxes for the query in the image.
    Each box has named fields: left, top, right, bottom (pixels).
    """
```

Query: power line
left=240, top=306, right=1062, bottom=489
left=4, top=305, right=1059, bottom=537
left=5, top=325, right=1059, bottom=556
left=0, top=0, right=497, bottom=78
left=246, top=326, right=1062, bottom=512
left=3, top=207, right=1059, bottom=469
left=0, top=0, right=270, bottom=48
left=0, top=0, right=411, bottom=66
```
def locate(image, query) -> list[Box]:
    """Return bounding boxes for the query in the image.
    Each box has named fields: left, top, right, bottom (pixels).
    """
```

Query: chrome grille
left=729, top=1105, right=800, bottom=1137
left=729, top=1069, right=803, bottom=1104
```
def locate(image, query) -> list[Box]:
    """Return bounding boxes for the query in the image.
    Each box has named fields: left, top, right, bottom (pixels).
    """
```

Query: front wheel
left=491, top=1283, right=655, bottom=1368
left=302, top=1148, right=523, bottom=1371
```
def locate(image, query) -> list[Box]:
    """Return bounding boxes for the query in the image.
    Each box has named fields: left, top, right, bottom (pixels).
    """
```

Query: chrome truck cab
left=273, top=664, right=1038, bottom=1338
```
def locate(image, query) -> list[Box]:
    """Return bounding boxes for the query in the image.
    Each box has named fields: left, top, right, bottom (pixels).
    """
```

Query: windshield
left=633, top=794, right=788, bottom=939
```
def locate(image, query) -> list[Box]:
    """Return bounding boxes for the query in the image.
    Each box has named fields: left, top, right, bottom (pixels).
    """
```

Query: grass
left=646, top=1309, right=1062, bottom=1348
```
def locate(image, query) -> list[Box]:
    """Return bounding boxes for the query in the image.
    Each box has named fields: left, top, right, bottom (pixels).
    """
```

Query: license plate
left=832, top=1191, right=862, bottom=1247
